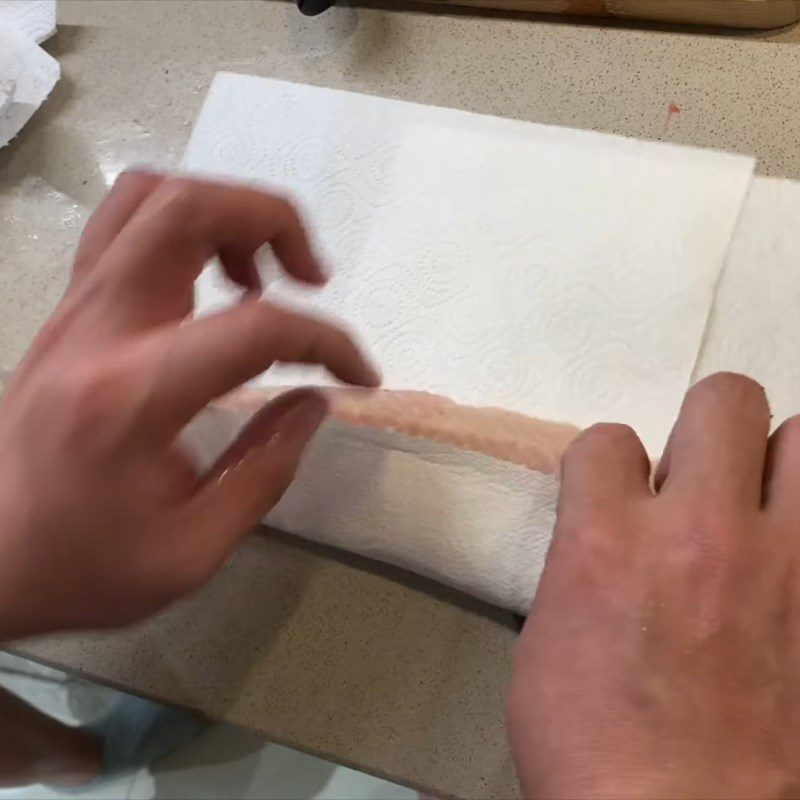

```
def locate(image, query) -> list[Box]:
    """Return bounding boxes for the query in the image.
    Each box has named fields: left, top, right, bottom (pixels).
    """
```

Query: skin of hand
left=0, top=170, right=379, bottom=641
left=508, top=372, right=800, bottom=799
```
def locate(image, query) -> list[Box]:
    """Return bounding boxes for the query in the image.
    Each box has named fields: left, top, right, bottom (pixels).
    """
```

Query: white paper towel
left=182, top=404, right=559, bottom=614
left=181, top=74, right=766, bottom=612
left=186, top=74, right=754, bottom=455
left=695, top=176, right=800, bottom=427
left=181, top=176, right=800, bottom=614
left=0, top=0, right=59, bottom=149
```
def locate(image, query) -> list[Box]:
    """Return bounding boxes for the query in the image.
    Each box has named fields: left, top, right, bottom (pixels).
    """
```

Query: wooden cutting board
left=423, top=0, right=800, bottom=28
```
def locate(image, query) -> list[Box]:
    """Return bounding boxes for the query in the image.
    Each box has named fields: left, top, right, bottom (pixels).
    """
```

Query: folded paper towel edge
left=180, top=403, right=558, bottom=614
left=205, top=72, right=756, bottom=171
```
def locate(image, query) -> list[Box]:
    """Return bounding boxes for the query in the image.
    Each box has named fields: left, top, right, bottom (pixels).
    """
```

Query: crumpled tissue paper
left=0, top=0, right=59, bottom=149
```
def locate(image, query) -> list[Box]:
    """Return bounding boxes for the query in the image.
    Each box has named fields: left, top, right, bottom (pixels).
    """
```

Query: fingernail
left=212, top=390, right=329, bottom=480
left=273, top=391, right=329, bottom=447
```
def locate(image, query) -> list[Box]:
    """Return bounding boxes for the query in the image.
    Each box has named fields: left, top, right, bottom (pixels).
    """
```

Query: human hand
left=0, top=171, right=378, bottom=640
left=508, top=373, right=800, bottom=799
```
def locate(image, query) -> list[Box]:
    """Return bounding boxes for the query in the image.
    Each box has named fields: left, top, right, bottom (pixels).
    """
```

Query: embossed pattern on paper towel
left=187, top=74, right=754, bottom=454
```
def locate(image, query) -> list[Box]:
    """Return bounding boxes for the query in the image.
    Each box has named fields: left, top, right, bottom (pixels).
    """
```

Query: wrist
left=0, top=548, right=32, bottom=643
left=0, top=491, right=39, bottom=642
left=525, top=759, right=792, bottom=800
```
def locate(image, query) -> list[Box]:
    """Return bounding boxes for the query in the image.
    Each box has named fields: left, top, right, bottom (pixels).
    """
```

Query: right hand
left=0, top=171, right=379, bottom=640
left=509, top=373, right=800, bottom=799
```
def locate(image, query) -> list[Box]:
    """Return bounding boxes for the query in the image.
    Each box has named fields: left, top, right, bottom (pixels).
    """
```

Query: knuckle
left=321, top=324, right=354, bottom=360
left=261, top=191, right=304, bottom=235
left=563, top=423, right=638, bottom=469
left=250, top=304, right=332, bottom=361
left=272, top=193, right=301, bottom=224
left=156, top=177, right=204, bottom=227
left=334, top=325, right=357, bottom=352
left=559, top=512, right=616, bottom=548
left=552, top=509, right=625, bottom=572
left=241, top=301, right=283, bottom=347
left=58, top=361, right=132, bottom=453
left=669, top=502, right=741, bottom=571
left=662, top=506, right=748, bottom=640
left=312, top=323, right=358, bottom=371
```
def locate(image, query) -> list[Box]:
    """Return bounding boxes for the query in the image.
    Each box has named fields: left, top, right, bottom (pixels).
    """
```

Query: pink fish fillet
left=218, top=387, right=580, bottom=474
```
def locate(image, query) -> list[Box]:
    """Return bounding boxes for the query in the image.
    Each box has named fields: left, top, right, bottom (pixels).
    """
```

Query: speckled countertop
left=2, top=2, right=800, bottom=797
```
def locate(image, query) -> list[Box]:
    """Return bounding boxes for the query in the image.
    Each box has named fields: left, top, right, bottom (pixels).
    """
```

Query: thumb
left=185, top=388, right=328, bottom=556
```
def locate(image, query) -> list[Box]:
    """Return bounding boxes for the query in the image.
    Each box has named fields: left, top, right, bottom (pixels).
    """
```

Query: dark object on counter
left=419, top=0, right=800, bottom=29
left=297, top=0, right=336, bottom=14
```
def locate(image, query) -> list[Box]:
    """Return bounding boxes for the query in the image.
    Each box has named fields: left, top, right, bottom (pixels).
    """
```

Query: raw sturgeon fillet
left=183, top=388, right=580, bottom=613
left=219, top=387, right=579, bottom=473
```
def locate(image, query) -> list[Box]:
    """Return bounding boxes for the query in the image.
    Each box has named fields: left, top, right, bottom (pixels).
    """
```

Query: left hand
left=0, top=171, right=379, bottom=639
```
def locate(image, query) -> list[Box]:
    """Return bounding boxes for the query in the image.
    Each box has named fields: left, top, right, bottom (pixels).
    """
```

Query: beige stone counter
left=2, top=1, right=800, bottom=797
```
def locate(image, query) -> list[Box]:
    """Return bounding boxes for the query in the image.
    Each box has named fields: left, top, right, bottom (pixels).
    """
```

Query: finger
left=559, top=423, right=651, bottom=511
left=762, top=415, right=800, bottom=512
left=181, top=389, right=328, bottom=567
left=655, top=372, right=769, bottom=505
left=208, top=387, right=323, bottom=478
left=135, top=299, right=379, bottom=435
left=219, top=245, right=262, bottom=296
left=90, top=177, right=326, bottom=330
left=123, top=177, right=325, bottom=286
left=71, top=170, right=163, bottom=284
